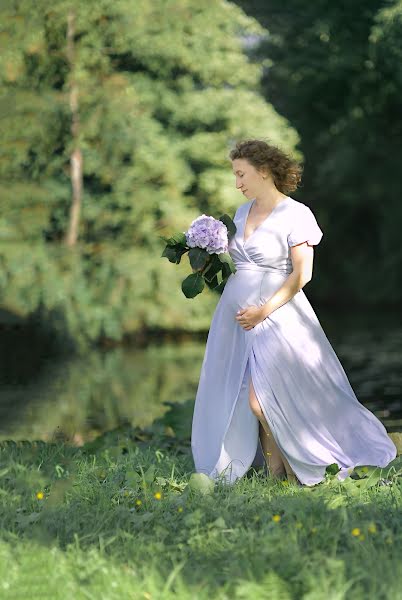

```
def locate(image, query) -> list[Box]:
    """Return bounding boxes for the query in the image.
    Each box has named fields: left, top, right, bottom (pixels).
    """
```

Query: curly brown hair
left=229, top=139, right=303, bottom=194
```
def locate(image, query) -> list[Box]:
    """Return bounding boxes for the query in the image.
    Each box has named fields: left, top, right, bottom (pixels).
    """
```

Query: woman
left=191, top=139, right=397, bottom=487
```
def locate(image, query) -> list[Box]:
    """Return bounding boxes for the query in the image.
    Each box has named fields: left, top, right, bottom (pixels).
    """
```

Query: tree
left=0, top=0, right=300, bottom=347
left=235, top=0, right=402, bottom=305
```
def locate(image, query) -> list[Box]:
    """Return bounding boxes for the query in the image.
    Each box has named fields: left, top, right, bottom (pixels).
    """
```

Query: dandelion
left=177, top=506, right=183, bottom=513
left=135, top=499, right=142, bottom=506
left=154, top=491, right=162, bottom=500
left=368, top=522, right=377, bottom=534
left=272, top=514, right=281, bottom=522
left=36, top=491, right=44, bottom=500
left=351, top=528, right=361, bottom=537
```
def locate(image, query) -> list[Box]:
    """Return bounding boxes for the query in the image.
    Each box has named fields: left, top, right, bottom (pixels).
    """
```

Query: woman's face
left=231, top=158, right=266, bottom=200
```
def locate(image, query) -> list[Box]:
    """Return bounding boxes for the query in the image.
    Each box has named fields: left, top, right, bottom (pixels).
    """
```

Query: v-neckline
left=242, top=197, right=289, bottom=245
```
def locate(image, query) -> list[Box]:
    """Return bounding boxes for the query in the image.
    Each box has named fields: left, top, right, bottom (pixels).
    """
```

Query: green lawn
left=1, top=411, right=401, bottom=600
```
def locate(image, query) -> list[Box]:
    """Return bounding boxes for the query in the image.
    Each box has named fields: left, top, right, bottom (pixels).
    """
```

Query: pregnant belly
left=223, top=269, right=288, bottom=313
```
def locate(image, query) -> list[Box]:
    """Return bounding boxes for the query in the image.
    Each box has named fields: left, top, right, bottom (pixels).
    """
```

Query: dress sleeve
left=287, top=205, right=323, bottom=247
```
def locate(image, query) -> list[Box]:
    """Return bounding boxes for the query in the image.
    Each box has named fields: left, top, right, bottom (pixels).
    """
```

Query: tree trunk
left=64, top=10, right=83, bottom=247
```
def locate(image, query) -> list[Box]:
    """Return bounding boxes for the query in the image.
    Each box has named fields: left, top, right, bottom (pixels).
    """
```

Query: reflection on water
left=0, top=310, right=401, bottom=442
left=0, top=343, right=206, bottom=443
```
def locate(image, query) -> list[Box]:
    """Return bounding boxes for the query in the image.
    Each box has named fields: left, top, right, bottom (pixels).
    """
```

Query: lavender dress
left=191, top=196, right=397, bottom=486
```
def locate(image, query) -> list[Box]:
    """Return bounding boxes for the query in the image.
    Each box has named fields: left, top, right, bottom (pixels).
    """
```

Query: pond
left=0, top=308, right=401, bottom=443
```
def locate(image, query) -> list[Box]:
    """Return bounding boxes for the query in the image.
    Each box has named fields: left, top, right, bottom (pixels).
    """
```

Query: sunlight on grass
left=0, top=423, right=401, bottom=599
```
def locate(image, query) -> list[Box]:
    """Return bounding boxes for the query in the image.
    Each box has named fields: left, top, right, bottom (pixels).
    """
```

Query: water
left=0, top=309, right=401, bottom=442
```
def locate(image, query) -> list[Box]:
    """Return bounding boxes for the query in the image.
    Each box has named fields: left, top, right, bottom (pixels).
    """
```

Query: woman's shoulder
left=286, top=197, right=318, bottom=217
left=286, top=197, right=310, bottom=210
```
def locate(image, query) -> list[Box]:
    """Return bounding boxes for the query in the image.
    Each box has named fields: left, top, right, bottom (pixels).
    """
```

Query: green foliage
left=239, top=0, right=402, bottom=305
left=0, top=0, right=300, bottom=346
left=0, top=426, right=401, bottom=598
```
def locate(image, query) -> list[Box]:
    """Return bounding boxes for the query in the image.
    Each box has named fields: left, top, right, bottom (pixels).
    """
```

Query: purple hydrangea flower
left=185, top=214, right=229, bottom=254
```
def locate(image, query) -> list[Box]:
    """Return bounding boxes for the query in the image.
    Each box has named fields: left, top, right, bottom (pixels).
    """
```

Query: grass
left=0, top=404, right=401, bottom=600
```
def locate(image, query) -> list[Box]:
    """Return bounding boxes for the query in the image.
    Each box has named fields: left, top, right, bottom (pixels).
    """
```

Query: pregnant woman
left=191, top=139, right=397, bottom=487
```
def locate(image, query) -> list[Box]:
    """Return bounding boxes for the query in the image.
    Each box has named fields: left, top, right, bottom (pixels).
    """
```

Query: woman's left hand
left=235, top=306, right=267, bottom=330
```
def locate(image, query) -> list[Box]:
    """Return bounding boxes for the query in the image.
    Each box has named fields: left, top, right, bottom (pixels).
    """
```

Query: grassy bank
left=1, top=406, right=401, bottom=600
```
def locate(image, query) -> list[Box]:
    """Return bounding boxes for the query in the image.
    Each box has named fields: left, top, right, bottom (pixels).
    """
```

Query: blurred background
left=0, top=0, right=401, bottom=442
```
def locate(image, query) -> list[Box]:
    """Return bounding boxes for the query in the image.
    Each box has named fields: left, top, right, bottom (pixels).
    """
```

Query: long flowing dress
left=191, top=196, right=397, bottom=487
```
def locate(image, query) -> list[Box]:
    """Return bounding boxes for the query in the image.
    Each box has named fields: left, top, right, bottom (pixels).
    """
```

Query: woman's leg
left=249, top=374, right=298, bottom=482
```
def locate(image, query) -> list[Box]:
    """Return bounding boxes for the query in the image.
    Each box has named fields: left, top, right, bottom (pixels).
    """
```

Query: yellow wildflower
left=177, top=506, right=183, bottom=513
left=36, top=491, right=44, bottom=500
left=154, top=491, right=162, bottom=500
left=272, top=514, right=281, bottom=522
left=135, top=499, right=142, bottom=506
left=351, top=528, right=361, bottom=537
left=368, top=522, right=377, bottom=534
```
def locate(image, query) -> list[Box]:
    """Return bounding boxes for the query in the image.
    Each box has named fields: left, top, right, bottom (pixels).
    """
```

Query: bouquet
left=160, top=212, right=237, bottom=298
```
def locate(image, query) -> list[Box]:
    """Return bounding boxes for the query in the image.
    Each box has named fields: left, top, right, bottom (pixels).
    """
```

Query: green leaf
left=338, top=479, right=361, bottom=496
left=222, top=261, right=233, bottom=279
left=203, top=254, right=223, bottom=282
left=181, top=273, right=205, bottom=298
left=205, top=274, right=219, bottom=289
left=165, top=232, right=188, bottom=246
left=126, top=470, right=142, bottom=487
left=218, top=252, right=237, bottom=273
left=353, top=468, right=382, bottom=490
left=353, top=465, right=378, bottom=478
left=188, top=247, right=209, bottom=271
left=219, top=214, right=237, bottom=238
left=143, top=464, right=156, bottom=484
left=325, top=495, right=346, bottom=510
left=161, top=245, right=188, bottom=264
left=325, top=463, right=341, bottom=476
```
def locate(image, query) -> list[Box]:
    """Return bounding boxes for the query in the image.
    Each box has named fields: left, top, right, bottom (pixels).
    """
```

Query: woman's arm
left=236, top=242, right=315, bottom=330
left=261, top=242, right=315, bottom=318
